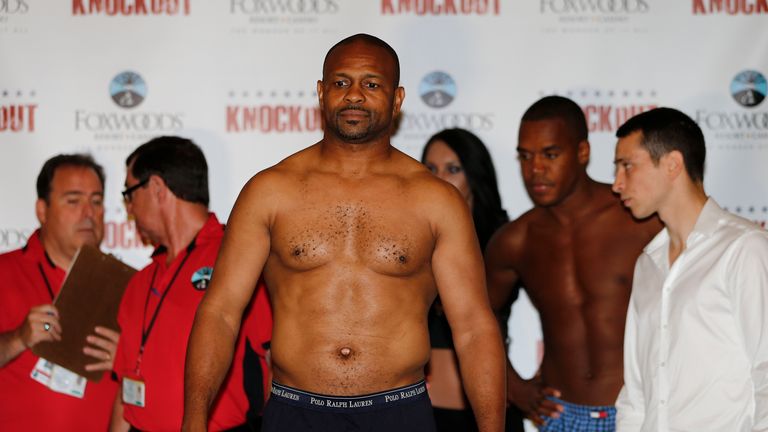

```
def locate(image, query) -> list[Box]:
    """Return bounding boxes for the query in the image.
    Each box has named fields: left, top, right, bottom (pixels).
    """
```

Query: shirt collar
left=150, top=212, right=222, bottom=260
left=643, top=197, right=724, bottom=269
left=22, top=229, right=59, bottom=270
left=688, top=197, right=726, bottom=240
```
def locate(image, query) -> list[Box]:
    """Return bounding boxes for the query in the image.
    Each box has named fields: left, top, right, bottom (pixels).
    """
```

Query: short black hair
left=422, top=128, right=509, bottom=250
left=36, top=154, right=105, bottom=203
left=521, top=95, right=588, bottom=143
left=323, top=33, right=401, bottom=87
left=126, top=136, right=209, bottom=206
left=616, top=107, right=706, bottom=183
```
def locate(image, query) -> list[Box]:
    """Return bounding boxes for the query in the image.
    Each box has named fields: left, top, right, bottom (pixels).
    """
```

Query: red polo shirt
left=0, top=231, right=119, bottom=431
left=114, top=213, right=272, bottom=431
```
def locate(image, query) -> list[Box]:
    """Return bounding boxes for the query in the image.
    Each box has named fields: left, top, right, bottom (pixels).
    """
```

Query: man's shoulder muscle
left=240, top=155, right=307, bottom=203
left=408, top=170, right=468, bottom=220
left=486, top=211, right=536, bottom=266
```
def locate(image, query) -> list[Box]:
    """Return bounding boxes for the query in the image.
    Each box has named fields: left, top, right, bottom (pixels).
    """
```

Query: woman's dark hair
left=422, top=128, right=509, bottom=250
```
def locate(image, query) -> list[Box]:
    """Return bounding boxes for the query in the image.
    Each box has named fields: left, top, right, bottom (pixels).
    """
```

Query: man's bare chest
left=518, top=222, right=638, bottom=299
left=269, top=201, right=434, bottom=276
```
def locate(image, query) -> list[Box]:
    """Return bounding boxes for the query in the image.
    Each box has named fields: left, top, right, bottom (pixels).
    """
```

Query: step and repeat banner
left=2, top=1, right=767, bottom=421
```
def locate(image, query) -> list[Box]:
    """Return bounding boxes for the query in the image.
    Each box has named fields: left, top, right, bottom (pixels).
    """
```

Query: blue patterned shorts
left=539, top=396, right=615, bottom=432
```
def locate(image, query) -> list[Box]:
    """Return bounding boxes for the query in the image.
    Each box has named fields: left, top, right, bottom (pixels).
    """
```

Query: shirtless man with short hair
left=182, top=34, right=506, bottom=432
left=485, top=96, right=660, bottom=431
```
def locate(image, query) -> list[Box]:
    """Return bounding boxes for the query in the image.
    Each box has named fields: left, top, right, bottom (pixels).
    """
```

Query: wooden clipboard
left=31, top=245, right=136, bottom=382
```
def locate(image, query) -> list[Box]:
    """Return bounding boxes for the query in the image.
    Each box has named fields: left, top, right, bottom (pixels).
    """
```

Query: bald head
left=323, top=33, right=400, bottom=87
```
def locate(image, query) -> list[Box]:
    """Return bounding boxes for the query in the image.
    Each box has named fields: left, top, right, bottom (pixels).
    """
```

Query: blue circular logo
left=109, top=71, right=147, bottom=109
left=419, top=71, right=456, bottom=109
left=191, top=266, right=213, bottom=291
left=730, top=70, right=766, bottom=108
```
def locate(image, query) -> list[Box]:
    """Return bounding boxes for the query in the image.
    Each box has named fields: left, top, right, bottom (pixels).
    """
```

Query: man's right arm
left=0, top=304, right=61, bottom=367
left=182, top=173, right=275, bottom=431
left=484, top=226, right=562, bottom=425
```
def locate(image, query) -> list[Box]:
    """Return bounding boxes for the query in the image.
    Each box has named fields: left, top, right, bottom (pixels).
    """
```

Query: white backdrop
left=2, top=1, right=767, bottom=427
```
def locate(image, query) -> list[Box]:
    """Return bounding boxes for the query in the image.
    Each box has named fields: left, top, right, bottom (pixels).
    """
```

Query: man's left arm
left=729, top=231, right=768, bottom=431
left=431, top=185, right=506, bottom=432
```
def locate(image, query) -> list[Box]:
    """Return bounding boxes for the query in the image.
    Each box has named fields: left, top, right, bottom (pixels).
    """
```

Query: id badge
left=49, top=364, right=87, bottom=398
left=30, top=358, right=87, bottom=398
left=30, top=357, right=54, bottom=386
left=122, top=376, right=146, bottom=407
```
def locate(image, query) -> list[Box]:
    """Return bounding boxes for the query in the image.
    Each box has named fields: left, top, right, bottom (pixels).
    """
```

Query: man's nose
left=344, top=85, right=364, bottom=104
left=82, top=201, right=95, bottom=218
left=612, top=171, right=624, bottom=193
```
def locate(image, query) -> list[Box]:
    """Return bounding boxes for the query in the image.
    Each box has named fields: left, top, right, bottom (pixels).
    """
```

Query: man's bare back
left=261, top=144, right=447, bottom=394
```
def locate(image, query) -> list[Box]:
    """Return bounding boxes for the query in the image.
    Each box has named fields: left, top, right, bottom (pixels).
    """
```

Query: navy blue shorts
left=262, top=381, right=436, bottom=432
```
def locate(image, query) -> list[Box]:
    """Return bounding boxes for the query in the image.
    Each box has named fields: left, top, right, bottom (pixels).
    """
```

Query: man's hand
left=83, top=326, right=120, bottom=371
left=508, top=373, right=563, bottom=426
left=17, top=304, right=62, bottom=348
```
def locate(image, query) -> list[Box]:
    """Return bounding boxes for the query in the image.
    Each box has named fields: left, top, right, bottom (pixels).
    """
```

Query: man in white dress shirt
left=611, top=107, right=768, bottom=432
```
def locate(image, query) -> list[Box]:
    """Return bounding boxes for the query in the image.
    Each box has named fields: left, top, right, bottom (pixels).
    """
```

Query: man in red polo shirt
left=0, top=154, right=120, bottom=431
left=112, top=136, right=272, bottom=431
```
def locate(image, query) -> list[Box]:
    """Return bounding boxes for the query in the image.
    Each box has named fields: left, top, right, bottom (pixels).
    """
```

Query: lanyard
left=135, top=240, right=196, bottom=374
left=37, top=263, right=55, bottom=301
left=37, top=250, right=58, bottom=301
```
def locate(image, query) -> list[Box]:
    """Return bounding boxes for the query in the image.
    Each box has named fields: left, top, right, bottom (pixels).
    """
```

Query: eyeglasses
left=122, top=178, right=148, bottom=203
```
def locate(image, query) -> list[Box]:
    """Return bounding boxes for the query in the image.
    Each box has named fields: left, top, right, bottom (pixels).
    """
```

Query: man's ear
left=317, top=80, right=324, bottom=112
left=392, top=86, right=405, bottom=118
left=662, top=150, right=685, bottom=180
left=577, top=140, right=591, bottom=165
left=147, top=175, right=167, bottom=202
left=35, top=199, right=47, bottom=225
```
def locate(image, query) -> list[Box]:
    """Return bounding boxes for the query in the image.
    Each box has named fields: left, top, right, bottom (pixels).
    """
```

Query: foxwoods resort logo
left=1, top=0, right=29, bottom=15
left=396, top=70, right=493, bottom=150
left=538, top=0, right=650, bottom=31
left=229, top=0, right=340, bottom=35
left=1, top=0, right=30, bottom=34
left=0, top=227, right=33, bottom=251
left=541, top=0, right=649, bottom=13
left=231, top=0, right=339, bottom=14
left=731, top=70, right=767, bottom=108
left=419, top=71, right=456, bottom=109
left=694, top=70, right=768, bottom=147
left=74, top=70, right=183, bottom=145
left=110, top=71, right=147, bottom=109
left=191, top=266, right=213, bottom=290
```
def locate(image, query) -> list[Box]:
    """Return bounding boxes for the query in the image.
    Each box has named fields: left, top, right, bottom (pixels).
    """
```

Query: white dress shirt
left=616, top=198, right=768, bottom=432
